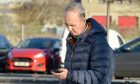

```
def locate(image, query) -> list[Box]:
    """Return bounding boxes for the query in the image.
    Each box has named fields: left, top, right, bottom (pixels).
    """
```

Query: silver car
left=114, top=37, right=140, bottom=79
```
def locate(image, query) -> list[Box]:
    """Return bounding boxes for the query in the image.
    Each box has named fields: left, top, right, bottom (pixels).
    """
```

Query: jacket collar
left=87, top=18, right=107, bottom=36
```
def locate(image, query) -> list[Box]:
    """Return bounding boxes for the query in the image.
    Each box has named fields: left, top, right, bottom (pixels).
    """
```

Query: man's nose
left=68, top=26, right=73, bottom=32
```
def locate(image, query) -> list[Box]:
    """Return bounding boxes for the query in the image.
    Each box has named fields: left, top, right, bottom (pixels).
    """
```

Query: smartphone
left=51, top=69, right=62, bottom=73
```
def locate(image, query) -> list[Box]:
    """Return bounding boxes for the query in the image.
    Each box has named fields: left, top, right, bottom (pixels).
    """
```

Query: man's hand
left=51, top=68, right=68, bottom=80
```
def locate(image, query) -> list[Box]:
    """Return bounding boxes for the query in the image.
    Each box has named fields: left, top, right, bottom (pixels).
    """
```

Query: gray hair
left=64, top=2, right=85, bottom=18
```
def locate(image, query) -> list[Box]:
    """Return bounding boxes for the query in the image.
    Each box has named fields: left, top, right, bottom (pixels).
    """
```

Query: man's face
left=65, top=11, right=85, bottom=36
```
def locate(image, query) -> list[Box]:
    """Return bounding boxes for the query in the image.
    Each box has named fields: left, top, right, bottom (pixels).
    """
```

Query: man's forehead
left=65, top=9, right=79, bottom=16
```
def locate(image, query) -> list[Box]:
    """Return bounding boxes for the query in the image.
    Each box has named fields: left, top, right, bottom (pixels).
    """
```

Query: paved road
left=0, top=73, right=140, bottom=84
left=0, top=73, right=59, bottom=84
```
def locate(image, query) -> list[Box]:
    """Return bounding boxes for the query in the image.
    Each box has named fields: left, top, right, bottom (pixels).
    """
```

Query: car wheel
left=36, top=71, right=46, bottom=74
left=115, top=76, right=124, bottom=79
left=46, top=70, right=51, bottom=75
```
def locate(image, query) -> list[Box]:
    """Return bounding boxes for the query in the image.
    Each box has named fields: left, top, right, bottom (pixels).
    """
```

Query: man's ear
left=81, top=16, right=86, bottom=23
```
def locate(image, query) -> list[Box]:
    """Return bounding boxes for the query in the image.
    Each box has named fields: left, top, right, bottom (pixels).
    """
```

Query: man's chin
left=70, top=33, right=79, bottom=36
left=73, top=34, right=78, bottom=37
left=71, top=33, right=76, bottom=36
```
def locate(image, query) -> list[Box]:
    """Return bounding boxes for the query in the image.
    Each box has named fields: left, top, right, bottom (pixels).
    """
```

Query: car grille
left=12, top=58, right=33, bottom=62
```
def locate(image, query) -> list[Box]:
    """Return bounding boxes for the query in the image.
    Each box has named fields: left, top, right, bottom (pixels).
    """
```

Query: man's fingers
left=51, top=71, right=61, bottom=76
left=59, top=68, right=65, bottom=71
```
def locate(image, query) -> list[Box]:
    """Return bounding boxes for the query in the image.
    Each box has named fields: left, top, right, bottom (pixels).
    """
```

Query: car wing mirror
left=122, top=47, right=131, bottom=52
left=53, top=48, right=60, bottom=53
left=53, top=48, right=60, bottom=55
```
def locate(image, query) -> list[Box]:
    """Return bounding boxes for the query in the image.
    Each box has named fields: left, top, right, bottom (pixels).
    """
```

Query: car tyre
left=115, top=76, right=124, bottom=79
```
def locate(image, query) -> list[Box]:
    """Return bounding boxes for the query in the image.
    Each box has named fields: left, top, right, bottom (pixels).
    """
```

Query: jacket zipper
left=70, top=39, right=79, bottom=69
left=67, top=41, right=74, bottom=69
left=68, top=37, right=80, bottom=69
left=71, top=51, right=74, bottom=68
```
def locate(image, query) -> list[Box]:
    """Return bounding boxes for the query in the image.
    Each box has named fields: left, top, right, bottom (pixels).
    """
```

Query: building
left=82, top=0, right=140, bottom=29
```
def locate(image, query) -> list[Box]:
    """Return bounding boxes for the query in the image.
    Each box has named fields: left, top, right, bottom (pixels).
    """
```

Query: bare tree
left=11, top=0, right=68, bottom=25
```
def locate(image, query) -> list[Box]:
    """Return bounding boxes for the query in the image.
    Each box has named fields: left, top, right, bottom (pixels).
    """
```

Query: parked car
left=59, top=28, right=125, bottom=67
left=0, top=34, right=13, bottom=71
left=6, top=37, right=61, bottom=73
left=108, top=29, right=125, bottom=50
left=114, top=37, right=140, bottom=79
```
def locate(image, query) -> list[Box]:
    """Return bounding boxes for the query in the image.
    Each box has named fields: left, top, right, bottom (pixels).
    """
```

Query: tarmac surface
left=0, top=73, right=140, bottom=84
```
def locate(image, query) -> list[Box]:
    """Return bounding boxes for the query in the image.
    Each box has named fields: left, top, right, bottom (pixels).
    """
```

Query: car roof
left=116, top=37, right=140, bottom=49
left=0, top=34, right=13, bottom=47
left=0, top=34, right=8, bottom=40
left=25, top=37, right=61, bottom=42
left=27, top=37, right=60, bottom=40
left=124, top=37, right=140, bottom=45
left=0, top=34, right=10, bottom=43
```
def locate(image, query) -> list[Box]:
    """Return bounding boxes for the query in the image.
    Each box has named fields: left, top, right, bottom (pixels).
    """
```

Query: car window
left=0, top=38, right=6, bottom=45
left=28, top=40, right=51, bottom=49
left=0, top=37, right=9, bottom=49
left=53, top=41, right=60, bottom=49
left=17, top=40, right=30, bottom=48
left=128, top=41, right=140, bottom=52
left=18, top=39, right=52, bottom=49
left=42, top=41, right=51, bottom=49
left=117, top=35, right=124, bottom=45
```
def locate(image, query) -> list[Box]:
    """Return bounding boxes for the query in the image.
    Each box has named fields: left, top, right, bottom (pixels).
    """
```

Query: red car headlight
left=34, top=53, right=45, bottom=58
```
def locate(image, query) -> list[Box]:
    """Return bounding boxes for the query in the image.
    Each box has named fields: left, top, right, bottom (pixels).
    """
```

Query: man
left=52, top=2, right=114, bottom=84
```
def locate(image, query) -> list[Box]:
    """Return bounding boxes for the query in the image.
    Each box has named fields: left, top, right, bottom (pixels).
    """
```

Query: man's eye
left=70, top=25, right=74, bottom=27
left=65, top=23, right=68, bottom=26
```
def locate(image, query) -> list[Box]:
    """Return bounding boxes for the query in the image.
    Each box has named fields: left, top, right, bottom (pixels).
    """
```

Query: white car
left=60, top=28, right=125, bottom=66
left=108, top=29, right=125, bottom=50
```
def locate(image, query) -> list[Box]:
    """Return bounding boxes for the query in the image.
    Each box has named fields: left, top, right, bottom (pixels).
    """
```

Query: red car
left=6, top=37, right=61, bottom=73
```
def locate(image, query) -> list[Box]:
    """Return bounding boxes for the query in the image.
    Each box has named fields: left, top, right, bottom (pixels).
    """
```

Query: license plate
left=14, top=62, right=29, bottom=67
